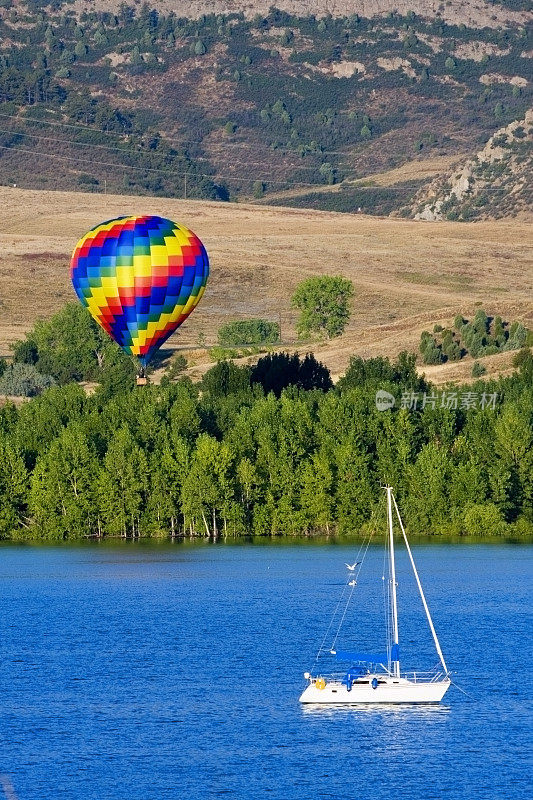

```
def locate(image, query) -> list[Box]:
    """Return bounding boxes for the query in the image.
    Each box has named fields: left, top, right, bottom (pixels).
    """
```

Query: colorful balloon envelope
left=71, top=215, right=209, bottom=368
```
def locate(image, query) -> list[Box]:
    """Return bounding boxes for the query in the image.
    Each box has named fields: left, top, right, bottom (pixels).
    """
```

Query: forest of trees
left=0, top=339, right=531, bottom=541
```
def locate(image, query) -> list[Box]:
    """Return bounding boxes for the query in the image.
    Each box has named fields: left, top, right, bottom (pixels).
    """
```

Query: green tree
left=463, top=503, right=507, bottom=536
left=280, top=28, right=293, bottom=45
left=201, top=361, right=252, bottom=398
left=291, top=276, right=354, bottom=339
left=405, top=443, right=451, bottom=533
left=97, top=426, right=149, bottom=537
left=250, top=352, right=332, bottom=397
left=252, top=180, right=265, bottom=199
left=181, top=434, right=235, bottom=537
left=0, top=437, right=28, bottom=538
left=319, top=162, right=336, bottom=184
left=74, top=41, right=87, bottom=58
left=14, top=303, right=132, bottom=385
left=29, top=424, right=98, bottom=538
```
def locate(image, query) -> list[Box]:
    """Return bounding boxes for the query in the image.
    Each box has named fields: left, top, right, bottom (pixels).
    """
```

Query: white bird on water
left=345, top=562, right=361, bottom=571
left=348, top=579, right=357, bottom=587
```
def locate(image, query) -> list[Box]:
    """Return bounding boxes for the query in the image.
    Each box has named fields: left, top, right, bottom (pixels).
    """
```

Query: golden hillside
left=0, top=186, right=531, bottom=385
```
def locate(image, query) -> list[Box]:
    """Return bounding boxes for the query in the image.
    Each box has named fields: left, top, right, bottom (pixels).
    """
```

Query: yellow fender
left=315, top=677, right=326, bottom=690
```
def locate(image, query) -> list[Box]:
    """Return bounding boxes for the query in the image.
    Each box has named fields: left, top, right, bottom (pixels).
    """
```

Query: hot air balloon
left=70, top=215, right=209, bottom=380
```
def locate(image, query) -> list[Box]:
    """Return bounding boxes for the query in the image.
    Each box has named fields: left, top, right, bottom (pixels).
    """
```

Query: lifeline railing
left=312, top=668, right=447, bottom=684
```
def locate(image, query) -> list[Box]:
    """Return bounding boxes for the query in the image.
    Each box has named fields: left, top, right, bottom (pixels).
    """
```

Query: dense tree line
left=0, top=345, right=531, bottom=541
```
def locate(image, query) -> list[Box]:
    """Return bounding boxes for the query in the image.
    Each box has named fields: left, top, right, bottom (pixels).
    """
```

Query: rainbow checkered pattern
left=71, top=215, right=209, bottom=366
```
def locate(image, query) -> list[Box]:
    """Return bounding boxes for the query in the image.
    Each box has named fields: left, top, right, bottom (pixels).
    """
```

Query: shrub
left=0, top=363, right=55, bottom=397
left=471, top=361, right=487, bottom=378
left=78, top=173, right=99, bottom=186
left=218, top=319, right=280, bottom=347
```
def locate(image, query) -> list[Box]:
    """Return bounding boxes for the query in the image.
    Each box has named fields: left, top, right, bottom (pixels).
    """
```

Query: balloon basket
left=136, top=376, right=148, bottom=387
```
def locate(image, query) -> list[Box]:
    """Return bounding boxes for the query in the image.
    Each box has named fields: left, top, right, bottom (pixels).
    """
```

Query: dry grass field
left=0, top=186, right=531, bottom=386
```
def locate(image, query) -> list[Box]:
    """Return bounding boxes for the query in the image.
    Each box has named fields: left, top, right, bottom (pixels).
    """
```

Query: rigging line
left=391, top=492, right=449, bottom=674
left=450, top=680, right=476, bottom=700
left=313, top=525, right=375, bottom=659
left=314, top=581, right=350, bottom=662
left=329, top=528, right=374, bottom=653
left=382, top=532, right=392, bottom=664
left=315, top=527, right=374, bottom=662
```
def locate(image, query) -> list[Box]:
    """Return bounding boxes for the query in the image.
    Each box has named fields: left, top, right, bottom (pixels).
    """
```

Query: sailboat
left=299, top=486, right=451, bottom=704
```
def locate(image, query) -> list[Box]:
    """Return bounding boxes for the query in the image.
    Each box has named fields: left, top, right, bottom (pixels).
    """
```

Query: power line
left=0, top=124, right=367, bottom=177
left=0, top=143, right=331, bottom=187
left=0, top=109, right=391, bottom=159
left=0, top=143, right=516, bottom=193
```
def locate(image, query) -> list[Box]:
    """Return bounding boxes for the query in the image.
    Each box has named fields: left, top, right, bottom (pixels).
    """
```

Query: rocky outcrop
left=411, top=111, right=533, bottom=222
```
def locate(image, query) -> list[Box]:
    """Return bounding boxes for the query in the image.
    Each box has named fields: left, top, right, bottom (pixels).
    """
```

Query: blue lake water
left=0, top=540, right=531, bottom=800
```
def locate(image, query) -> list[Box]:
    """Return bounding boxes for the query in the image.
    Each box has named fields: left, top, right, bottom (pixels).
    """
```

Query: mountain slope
left=71, top=1, right=529, bottom=29
left=411, top=109, right=532, bottom=221
left=0, top=2, right=530, bottom=217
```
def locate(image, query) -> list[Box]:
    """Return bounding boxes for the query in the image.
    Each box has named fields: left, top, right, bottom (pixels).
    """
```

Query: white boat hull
left=299, top=676, right=450, bottom=705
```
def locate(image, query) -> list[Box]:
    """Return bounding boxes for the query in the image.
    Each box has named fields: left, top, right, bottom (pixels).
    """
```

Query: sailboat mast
left=387, top=486, right=400, bottom=678
left=391, top=493, right=449, bottom=675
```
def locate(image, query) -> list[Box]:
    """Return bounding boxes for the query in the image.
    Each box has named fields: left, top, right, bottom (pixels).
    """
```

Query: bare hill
left=0, top=186, right=531, bottom=385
